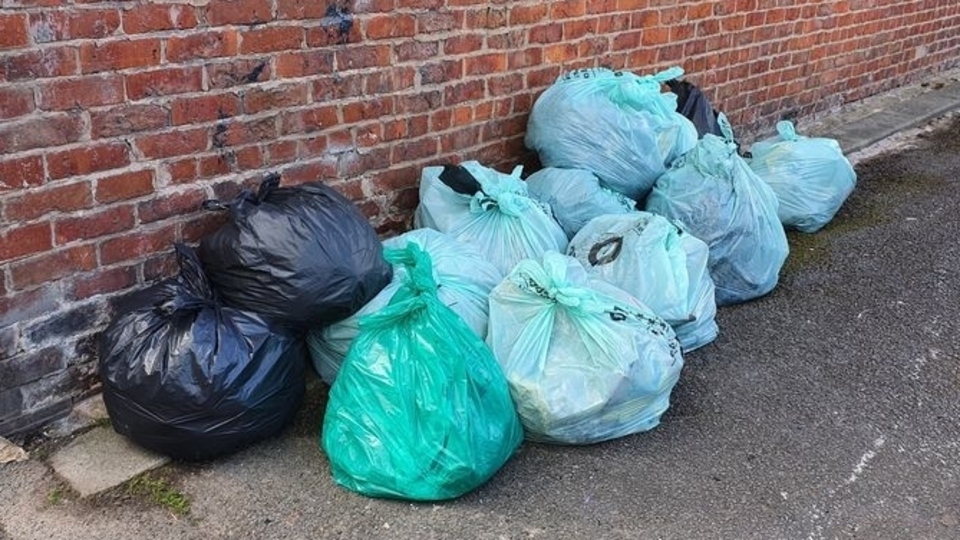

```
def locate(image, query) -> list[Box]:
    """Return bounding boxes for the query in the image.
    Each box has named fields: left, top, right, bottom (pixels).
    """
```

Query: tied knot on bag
left=469, top=190, right=531, bottom=217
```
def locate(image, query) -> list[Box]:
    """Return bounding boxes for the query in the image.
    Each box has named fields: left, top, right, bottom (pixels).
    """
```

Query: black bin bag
left=198, top=174, right=392, bottom=330
left=99, top=244, right=307, bottom=461
left=666, top=79, right=724, bottom=139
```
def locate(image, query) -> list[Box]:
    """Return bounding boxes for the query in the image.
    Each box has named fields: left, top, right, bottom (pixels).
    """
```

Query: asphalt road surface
left=2, top=116, right=959, bottom=540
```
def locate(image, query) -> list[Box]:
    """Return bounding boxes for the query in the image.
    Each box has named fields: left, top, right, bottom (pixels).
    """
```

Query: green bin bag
left=321, top=243, right=523, bottom=501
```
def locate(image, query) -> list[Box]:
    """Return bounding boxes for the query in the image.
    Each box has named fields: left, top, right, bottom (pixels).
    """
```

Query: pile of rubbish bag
left=98, top=64, right=857, bottom=502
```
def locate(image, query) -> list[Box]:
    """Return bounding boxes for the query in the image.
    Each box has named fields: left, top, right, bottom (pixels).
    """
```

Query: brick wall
left=1, top=0, right=959, bottom=436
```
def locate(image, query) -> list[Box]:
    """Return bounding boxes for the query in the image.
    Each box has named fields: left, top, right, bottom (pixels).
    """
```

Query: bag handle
left=200, top=172, right=281, bottom=212
left=776, top=120, right=799, bottom=141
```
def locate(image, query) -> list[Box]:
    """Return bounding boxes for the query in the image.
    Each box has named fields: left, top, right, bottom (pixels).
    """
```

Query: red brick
left=0, top=223, right=52, bottom=263
left=70, top=264, right=137, bottom=299
left=1, top=47, right=78, bottom=82
left=464, top=53, right=507, bottom=75
left=265, top=140, right=298, bottom=165
left=280, top=105, right=340, bottom=135
left=215, top=117, right=277, bottom=147
left=0, top=156, right=45, bottom=191
left=10, top=245, right=97, bottom=289
left=365, top=14, right=416, bottom=39
left=465, top=6, right=507, bottom=29
left=443, top=80, right=485, bottom=106
left=136, top=129, right=209, bottom=159
left=313, top=73, right=363, bottom=100
left=137, top=188, right=205, bottom=223
left=397, top=91, right=442, bottom=114
left=395, top=40, right=439, bottom=62
left=125, top=67, right=203, bottom=100
left=276, top=0, right=327, bottom=19
left=0, top=111, right=81, bottom=154
left=171, top=93, right=241, bottom=125
left=342, top=98, right=393, bottom=123
left=0, top=13, right=29, bottom=50
left=99, top=224, right=177, bottom=265
left=487, top=29, right=525, bottom=49
left=443, top=34, right=483, bottom=55
left=335, top=45, right=391, bottom=70
left=55, top=204, right=135, bottom=243
left=240, top=26, right=303, bottom=54
left=90, top=103, right=169, bottom=138
left=38, top=74, right=125, bottom=111
left=80, top=39, right=161, bottom=74
left=29, top=9, right=121, bottom=43
left=165, top=159, right=197, bottom=184
left=364, top=67, right=416, bottom=94
left=528, top=23, right=563, bottom=44
left=487, top=73, right=524, bottom=96
left=233, top=145, right=264, bottom=170
left=207, top=58, right=271, bottom=89
left=166, top=30, right=239, bottom=63
left=508, top=48, right=543, bottom=69
left=550, top=0, right=586, bottom=19
left=391, top=137, right=438, bottom=161
left=509, top=4, right=547, bottom=25
left=641, top=27, right=671, bottom=45
left=4, top=181, right=93, bottom=221
left=242, top=83, right=309, bottom=114
left=206, top=0, right=272, bottom=25
left=47, top=143, right=130, bottom=180
left=0, top=87, right=34, bottom=119
left=180, top=212, right=228, bottom=244
left=95, top=169, right=154, bottom=203
left=122, top=4, right=198, bottom=33
left=142, top=249, right=178, bottom=282
left=198, top=154, right=231, bottom=178
left=275, top=50, right=334, bottom=78
left=419, top=60, right=462, bottom=85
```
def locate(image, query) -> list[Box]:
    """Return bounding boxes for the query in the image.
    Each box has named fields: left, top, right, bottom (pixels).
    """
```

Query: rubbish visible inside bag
left=306, top=228, right=502, bottom=384
left=99, top=244, right=306, bottom=461
left=487, top=251, right=684, bottom=445
left=524, top=167, right=638, bottom=239
left=568, top=212, right=718, bottom=352
left=321, top=243, right=522, bottom=500
left=644, top=116, right=789, bottom=305
left=525, top=67, right=698, bottom=201
left=748, top=120, right=857, bottom=233
left=414, top=161, right=567, bottom=275
left=666, top=78, right=724, bottom=139
left=197, top=173, right=392, bottom=331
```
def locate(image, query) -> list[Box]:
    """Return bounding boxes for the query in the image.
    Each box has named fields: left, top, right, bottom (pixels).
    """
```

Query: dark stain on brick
left=212, top=121, right=228, bottom=149
left=322, top=3, right=353, bottom=45
left=242, top=61, right=268, bottom=84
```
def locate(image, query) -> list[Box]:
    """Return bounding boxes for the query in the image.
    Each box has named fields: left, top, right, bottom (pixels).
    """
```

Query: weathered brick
left=0, top=46, right=77, bottom=82
left=0, top=326, right=18, bottom=361
left=443, top=34, right=483, bottom=55
left=364, top=67, right=416, bottom=95
left=38, top=74, right=125, bottom=111
left=90, top=103, right=169, bottom=138
left=0, top=223, right=52, bottom=263
left=335, top=44, right=391, bottom=70
left=464, top=52, right=507, bottom=75
left=280, top=105, right=340, bottom=135
left=417, top=10, right=459, bottom=33
left=122, top=4, right=198, bottom=33
left=80, top=39, right=161, bottom=74
left=214, top=117, right=277, bottom=148
left=180, top=212, right=228, bottom=244
left=305, top=7, right=358, bottom=46
left=242, top=83, right=310, bottom=114
left=276, top=0, right=327, bottom=19
left=207, top=58, right=271, bottom=89
left=0, top=155, right=45, bottom=191
left=275, top=50, right=334, bottom=78
left=206, top=0, right=272, bottom=25
left=0, top=13, right=29, bottom=50
left=47, top=143, right=130, bottom=181
left=5, top=182, right=92, bottom=221
left=171, top=93, right=242, bottom=125
left=137, top=188, right=205, bottom=223
left=0, top=396, right=72, bottom=436
left=313, top=73, right=364, bottom=101
left=198, top=154, right=231, bottom=179
left=55, top=204, right=135, bottom=243
left=0, top=113, right=84, bottom=154
left=11, top=244, right=97, bottom=290
left=342, top=98, right=393, bottom=123
left=419, top=60, right=463, bottom=85
left=70, top=264, right=137, bottom=300
left=125, top=66, right=203, bottom=100
left=443, top=80, right=485, bottom=106
left=22, top=306, right=98, bottom=347
left=29, top=9, right=121, bottom=43
left=0, top=87, right=34, bottom=119
left=95, top=169, right=154, bottom=203
left=166, top=30, right=239, bottom=63
left=99, top=225, right=177, bottom=265
left=395, top=40, right=439, bottom=62
left=141, top=248, right=178, bottom=282
left=136, top=128, right=209, bottom=159
left=240, top=26, right=304, bottom=54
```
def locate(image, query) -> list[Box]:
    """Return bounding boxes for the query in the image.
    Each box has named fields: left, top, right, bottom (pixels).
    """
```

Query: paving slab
left=43, top=394, right=109, bottom=439
left=47, top=426, right=169, bottom=497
